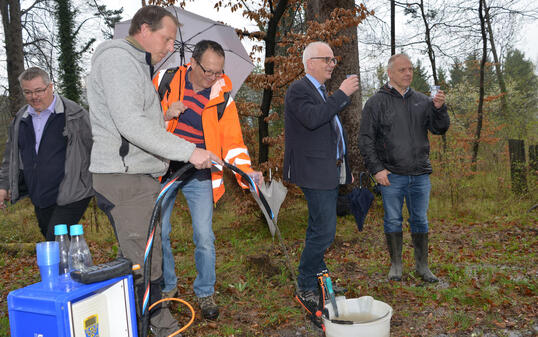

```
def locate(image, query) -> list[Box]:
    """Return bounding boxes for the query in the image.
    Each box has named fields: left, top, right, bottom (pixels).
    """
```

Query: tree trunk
left=0, top=0, right=25, bottom=115
left=483, top=0, right=508, bottom=119
left=391, top=0, right=395, bottom=55
left=414, top=0, right=447, bottom=158
left=471, top=0, right=487, bottom=171
left=258, top=0, right=288, bottom=164
left=418, top=0, right=437, bottom=84
left=306, top=0, right=365, bottom=189
left=529, top=144, right=538, bottom=174
left=508, top=139, right=527, bottom=194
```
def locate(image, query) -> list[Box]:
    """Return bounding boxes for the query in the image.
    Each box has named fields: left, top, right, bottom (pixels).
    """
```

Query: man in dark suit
left=283, top=41, right=359, bottom=315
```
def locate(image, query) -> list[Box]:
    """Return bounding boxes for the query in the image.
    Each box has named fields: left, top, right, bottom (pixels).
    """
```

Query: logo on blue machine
left=83, top=314, right=99, bottom=337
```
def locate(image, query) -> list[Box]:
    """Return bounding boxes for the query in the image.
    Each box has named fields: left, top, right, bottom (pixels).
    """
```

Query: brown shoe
left=198, top=295, right=219, bottom=320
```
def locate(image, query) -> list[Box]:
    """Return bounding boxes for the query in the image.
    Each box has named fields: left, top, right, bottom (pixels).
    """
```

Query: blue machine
left=8, top=274, right=138, bottom=337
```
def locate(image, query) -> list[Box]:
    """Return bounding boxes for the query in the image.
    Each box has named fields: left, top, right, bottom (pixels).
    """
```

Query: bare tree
left=391, top=0, right=395, bottom=55
left=471, top=0, right=488, bottom=171
left=483, top=0, right=508, bottom=119
left=257, top=0, right=289, bottom=164
left=0, top=0, right=26, bottom=115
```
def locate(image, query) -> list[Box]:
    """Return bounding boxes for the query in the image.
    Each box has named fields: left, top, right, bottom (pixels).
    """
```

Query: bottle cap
left=54, top=224, right=68, bottom=236
left=70, top=224, right=84, bottom=236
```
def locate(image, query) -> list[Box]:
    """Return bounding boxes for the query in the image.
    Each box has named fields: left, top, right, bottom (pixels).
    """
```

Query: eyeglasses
left=23, top=85, right=50, bottom=97
left=310, top=57, right=338, bottom=65
left=197, top=61, right=224, bottom=78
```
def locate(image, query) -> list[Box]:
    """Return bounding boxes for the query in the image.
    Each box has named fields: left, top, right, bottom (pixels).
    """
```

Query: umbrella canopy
left=347, top=172, right=376, bottom=231
left=347, top=187, right=374, bottom=231
left=251, top=179, right=288, bottom=238
left=114, top=6, right=254, bottom=97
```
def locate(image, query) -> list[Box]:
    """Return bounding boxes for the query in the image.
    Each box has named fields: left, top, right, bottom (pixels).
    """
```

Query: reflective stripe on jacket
left=153, top=64, right=253, bottom=203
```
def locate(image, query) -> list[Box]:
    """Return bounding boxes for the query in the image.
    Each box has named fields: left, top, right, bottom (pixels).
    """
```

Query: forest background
left=0, top=0, right=536, bottom=336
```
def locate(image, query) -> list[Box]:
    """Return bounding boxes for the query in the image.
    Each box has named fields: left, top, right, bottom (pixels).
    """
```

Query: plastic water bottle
left=54, top=224, right=70, bottom=275
left=68, top=224, right=93, bottom=272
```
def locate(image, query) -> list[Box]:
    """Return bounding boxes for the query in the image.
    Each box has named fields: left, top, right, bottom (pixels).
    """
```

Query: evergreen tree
left=502, top=49, right=538, bottom=139
left=56, top=0, right=95, bottom=103
left=411, top=59, right=429, bottom=94
left=376, top=63, right=387, bottom=88
left=504, top=49, right=538, bottom=91
left=437, top=67, right=448, bottom=90
left=449, top=58, right=465, bottom=88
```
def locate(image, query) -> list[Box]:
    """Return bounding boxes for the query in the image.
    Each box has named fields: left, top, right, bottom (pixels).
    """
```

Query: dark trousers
left=34, top=197, right=92, bottom=240
left=298, top=186, right=339, bottom=291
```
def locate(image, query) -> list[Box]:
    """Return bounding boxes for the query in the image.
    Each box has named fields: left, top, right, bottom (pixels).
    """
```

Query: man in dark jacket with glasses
left=359, top=53, right=450, bottom=283
left=0, top=67, right=93, bottom=240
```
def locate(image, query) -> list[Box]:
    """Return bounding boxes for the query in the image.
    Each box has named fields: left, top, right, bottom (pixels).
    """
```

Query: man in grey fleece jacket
left=87, top=6, right=220, bottom=336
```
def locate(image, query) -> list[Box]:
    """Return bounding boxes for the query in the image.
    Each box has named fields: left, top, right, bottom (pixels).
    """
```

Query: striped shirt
left=172, top=68, right=210, bottom=148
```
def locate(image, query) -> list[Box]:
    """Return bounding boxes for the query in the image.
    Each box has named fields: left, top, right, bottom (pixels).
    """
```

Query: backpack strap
left=157, top=67, right=180, bottom=101
left=119, top=67, right=181, bottom=171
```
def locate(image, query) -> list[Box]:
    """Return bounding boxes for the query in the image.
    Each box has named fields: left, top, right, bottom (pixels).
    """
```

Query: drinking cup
left=36, top=241, right=60, bottom=289
left=430, top=85, right=440, bottom=98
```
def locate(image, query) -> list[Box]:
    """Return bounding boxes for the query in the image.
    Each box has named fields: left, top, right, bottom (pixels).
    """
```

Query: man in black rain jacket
left=359, top=53, right=449, bottom=283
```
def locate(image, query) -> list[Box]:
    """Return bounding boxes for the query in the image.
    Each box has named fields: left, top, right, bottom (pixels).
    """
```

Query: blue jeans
left=160, top=178, right=214, bottom=297
left=297, top=187, right=339, bottom=291
left=379, top=173, right=431, bottom=234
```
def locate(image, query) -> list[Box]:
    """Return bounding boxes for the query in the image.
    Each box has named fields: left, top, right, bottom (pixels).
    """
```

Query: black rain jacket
left=358, top=84, right=450, bottom=176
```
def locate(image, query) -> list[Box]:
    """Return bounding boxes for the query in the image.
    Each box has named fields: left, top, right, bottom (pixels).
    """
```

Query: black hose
left=141, top=163, right=194, bottom=337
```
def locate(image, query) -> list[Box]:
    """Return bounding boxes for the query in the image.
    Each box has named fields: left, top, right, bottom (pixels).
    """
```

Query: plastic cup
left=36, top=241, right=60, bottom=290
left=430, top=85, right=440, bottom=98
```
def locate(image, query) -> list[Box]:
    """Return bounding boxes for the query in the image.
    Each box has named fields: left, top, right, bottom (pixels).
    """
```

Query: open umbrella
left=113, top=6, right=254, bottom=97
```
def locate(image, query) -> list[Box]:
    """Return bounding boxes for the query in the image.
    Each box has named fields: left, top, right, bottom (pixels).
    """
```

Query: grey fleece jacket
left=87, top=39, right=195, bottom=176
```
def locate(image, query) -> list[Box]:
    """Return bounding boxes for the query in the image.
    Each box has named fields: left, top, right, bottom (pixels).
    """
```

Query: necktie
left=320, top=85, right=345, bottom=161
left=320, top=84, right=328, bottom=101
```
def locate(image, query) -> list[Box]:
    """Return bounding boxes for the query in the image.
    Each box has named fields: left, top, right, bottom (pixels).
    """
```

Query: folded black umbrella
left=347, top=173, right=376, bottom=231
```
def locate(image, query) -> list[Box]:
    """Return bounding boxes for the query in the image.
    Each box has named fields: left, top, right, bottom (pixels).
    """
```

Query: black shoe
left=295, top=289, right=319, bottom=316
left=198, top=295, right=219, bottom=320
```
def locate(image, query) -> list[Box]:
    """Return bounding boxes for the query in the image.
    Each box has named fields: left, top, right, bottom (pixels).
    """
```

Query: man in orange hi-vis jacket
left=153, top=40, right=263, bottom=320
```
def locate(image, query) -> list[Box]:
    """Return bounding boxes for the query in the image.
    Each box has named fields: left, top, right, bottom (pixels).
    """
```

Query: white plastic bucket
left=322, top=296, right=393, bottom=337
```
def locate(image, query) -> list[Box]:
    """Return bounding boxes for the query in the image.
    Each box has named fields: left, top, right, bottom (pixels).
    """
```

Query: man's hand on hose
left=247, top=171, right=264, bottom=186
left=188, top=148, right=222, bottom=169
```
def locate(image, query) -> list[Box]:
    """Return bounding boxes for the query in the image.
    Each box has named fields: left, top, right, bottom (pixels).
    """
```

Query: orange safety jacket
left=153, top=64, right=253, bottom=203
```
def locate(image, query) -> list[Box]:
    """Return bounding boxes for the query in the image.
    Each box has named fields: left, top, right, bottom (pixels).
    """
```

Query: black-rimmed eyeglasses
left=310, top=57, right=338, bottom=65
left=197, top=61, right=224, bottom=78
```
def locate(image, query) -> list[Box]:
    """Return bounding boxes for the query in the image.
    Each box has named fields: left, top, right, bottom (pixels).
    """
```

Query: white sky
left=1, top=0, right=536, bottom=90
left=107, top=0, right=538, bottom=69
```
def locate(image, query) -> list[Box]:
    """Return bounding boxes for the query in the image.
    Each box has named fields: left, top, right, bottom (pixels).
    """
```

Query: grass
left=0, top=167, right=536, bottom=336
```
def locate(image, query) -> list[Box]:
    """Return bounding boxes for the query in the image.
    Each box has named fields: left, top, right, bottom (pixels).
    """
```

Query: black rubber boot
left=385, top=232, right=403, bottom=281
left=411, top=233, right=439, bottom=283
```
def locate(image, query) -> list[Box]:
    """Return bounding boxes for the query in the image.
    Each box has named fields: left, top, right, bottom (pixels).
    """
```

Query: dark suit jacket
left=283, top=76, right=352, bottom=189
